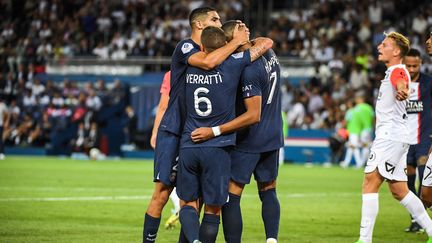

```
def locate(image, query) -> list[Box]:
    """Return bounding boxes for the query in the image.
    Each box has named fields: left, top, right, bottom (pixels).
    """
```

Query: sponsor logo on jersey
left=406, top=100, right=423, bottom=113
left=181, top=42, right=194, bottom=54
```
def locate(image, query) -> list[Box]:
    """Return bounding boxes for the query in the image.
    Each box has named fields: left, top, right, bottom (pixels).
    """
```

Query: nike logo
left=148, top=233, right=157, bottom=237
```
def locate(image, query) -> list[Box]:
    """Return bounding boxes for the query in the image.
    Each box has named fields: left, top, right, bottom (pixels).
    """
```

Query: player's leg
left=257, top=180, right=279, bottom=243
left=143, top=182, right=174, bottom=243
left=143, top=130, right=179, bottom=242
left=358, top=169, right=384, bottom=243
left=179, top=200, right=200, bottom=243
left=341, top=140, right=353, bottom=168
left=222, top=150, right=259, bottom=243
left=405, top=146, right=421, bottom=232
left=165, top=187, right=181, bottom=229
left=177, top=148, right=201, bottom=243
left=358, top=139, right=389, bottom=243
left=388, top=180, right=432, bottom=238
left=385, top=142, right=432, bottom=239
left=200, top=205, right=222, bottom=243
left=200, top=147, right=231, bottom=243
left=421, top=152, right=432, bottom=208
left=255, top=150, right=280, bottom=243
left=222, top=180, right=245, bottom=243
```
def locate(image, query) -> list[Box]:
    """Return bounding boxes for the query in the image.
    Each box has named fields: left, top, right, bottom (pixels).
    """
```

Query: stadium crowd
left=0, top=0, right=432, bottom=152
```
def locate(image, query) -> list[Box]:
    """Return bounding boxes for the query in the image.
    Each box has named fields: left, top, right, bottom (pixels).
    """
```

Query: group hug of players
left=140, top=6, right=432, bottom=243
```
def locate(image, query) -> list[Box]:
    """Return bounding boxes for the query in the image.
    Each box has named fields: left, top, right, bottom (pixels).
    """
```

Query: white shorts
left=348, top=134, right=361, bottom=147
left=422, top=155, right=432, bottom=187
left=364, top=138, right=409, bottom=181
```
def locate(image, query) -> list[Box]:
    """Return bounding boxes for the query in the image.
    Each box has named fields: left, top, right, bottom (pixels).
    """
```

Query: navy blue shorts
left=407, top=141, right=432, bottom=167
left=153, top=130, right=180, bottom=187
left=177, top=147, right=231, bottom=206
left=231, top=149, right=279, bottom=184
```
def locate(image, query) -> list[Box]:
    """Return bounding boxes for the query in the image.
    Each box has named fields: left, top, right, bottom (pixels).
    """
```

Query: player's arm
left=188, top=24, right=249, bottom=70
left=191, top=96, right=261, bottom=143
left=390, top=67, right=409, bottom=101
left=150, top=93, right=169, bottom=149
left=150, top=72, right=171, bottom=149
left=249, top=37, right=273, bottom=62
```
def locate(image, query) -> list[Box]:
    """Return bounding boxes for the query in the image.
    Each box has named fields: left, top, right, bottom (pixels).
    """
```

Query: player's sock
left=143, top=213, right=160, bottom=243
left=170, top=188, right=181, bottom=213
left=222, top=193, right=242, bottom=243
left=400, top=191, right=432, bottom=236
left=418, top=165, right=426, bottom=196
left=179, top=205, right=199, bottom=242
left=178, top=227, right=188, bottom=243
left=259, top=189, right=280, bottom=240
left=199, top=213, right=220, bottom=243
left=407, top=174, right=417, bottom=195
left=359, top=193, right=378, bottom=243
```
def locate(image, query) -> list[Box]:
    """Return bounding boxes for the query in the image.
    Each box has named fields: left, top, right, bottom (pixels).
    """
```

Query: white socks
left=170, top=187, right=180, bottom=213
left=359, top=193, right=379, bottom=243
left=400, top=191, right=432, bottom=236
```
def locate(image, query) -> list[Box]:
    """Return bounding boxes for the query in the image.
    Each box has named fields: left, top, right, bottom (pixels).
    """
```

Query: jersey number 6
left=194, top=87, right=212, bottom=116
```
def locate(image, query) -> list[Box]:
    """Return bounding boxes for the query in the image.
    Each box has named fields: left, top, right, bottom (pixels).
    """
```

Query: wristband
left=212, top=126, right=221, bottom=137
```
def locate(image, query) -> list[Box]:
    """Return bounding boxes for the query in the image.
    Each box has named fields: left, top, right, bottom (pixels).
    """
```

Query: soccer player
left=149, top=71, right=181, bottom=229
left=341, top=100, right=363, bottom=168
left=356, top=96, right=374, bottom=167
left=421, top=32, right=432, bottom=214
left=191, top=20, right=283, bottom=243
left=177, top=26, right=273, bottom=243
left=403, top=48, right=432, bottom=232
left=355, top=32, right=432, bottom=243
left=143, top=7, right=250, bottom=243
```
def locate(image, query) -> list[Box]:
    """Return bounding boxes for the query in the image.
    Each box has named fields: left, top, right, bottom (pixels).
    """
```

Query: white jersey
left=374, top=64, right=414, bottom=144
left=0, top=102, right=7, bottom=127
left=406, top=82, right=420, bottom=145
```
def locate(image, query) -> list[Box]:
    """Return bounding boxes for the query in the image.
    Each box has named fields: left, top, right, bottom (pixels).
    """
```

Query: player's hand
left=191, top=127, right=214, bottom=143
left=396, top=89, right=408, bottom=101
left=232, top=23, right=250, bottom=46
left=150, top=133, right=156, bottom=149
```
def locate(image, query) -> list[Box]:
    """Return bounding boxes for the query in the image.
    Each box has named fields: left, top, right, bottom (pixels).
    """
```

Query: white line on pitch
left=0, top=192, right=357, bottom=202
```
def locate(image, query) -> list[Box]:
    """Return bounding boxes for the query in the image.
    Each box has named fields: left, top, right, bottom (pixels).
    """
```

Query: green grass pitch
left=0, top=156, right=430, bottom=242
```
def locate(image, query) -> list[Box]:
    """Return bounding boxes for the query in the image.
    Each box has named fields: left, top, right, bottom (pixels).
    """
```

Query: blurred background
left=0, top=0, right=431, bottom=163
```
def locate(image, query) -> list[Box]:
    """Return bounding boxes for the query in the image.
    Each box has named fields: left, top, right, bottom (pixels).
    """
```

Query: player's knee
left=228, top=180, right=245, bottom=196
left=421, top=189, right=432, bottom=208
left=258, top=180, right=276, bottom=192
left=407, top=165, right=416, bottom=175
left=204, top=205, right=221, bottom=215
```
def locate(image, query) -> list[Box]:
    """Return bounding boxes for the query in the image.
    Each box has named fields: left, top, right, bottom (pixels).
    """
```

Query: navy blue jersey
left=235, top=49, right=284, bottom=153
left=159, top=39, right=201, bottom=135
left=181, top=51, right=251, bottom=148
left=406, top=73, right=432, bottom=144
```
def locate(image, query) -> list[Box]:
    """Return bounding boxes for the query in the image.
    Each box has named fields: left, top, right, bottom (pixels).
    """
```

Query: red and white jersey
left=374, top=64, right=414, bottom=144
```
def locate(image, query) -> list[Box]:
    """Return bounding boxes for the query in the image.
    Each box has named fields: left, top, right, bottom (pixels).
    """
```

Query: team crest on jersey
left=231, top=52, right=244, bottom=59
left=181, top=43, right=194, bottom=54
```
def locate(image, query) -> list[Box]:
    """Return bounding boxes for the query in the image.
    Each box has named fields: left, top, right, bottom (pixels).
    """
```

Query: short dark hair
left=221, top=20, right=239, bottom=42
left=201, top=26, right=226, bottom=52
left=189, top=6, right=216, bottom=28
left=406, top=48, right=421, bottom=58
